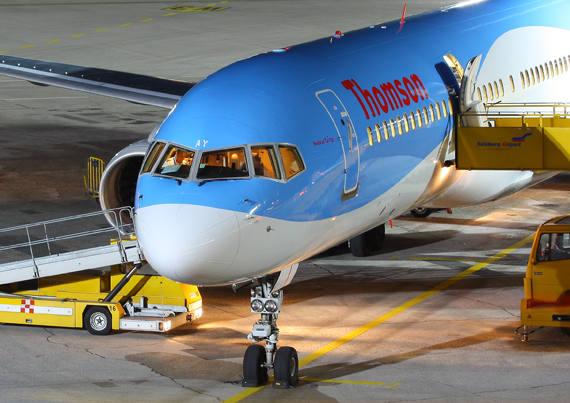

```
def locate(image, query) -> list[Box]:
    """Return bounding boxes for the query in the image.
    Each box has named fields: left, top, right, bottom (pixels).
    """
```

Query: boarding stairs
left=456, top=103, right=570, bottom=170
left=0, top=207, right=143, bottom=285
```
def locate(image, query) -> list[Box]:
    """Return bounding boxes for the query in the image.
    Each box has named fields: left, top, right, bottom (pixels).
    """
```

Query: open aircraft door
left=316, top=89, right=360, bottom=199
left=459, top=55, right=488, bottom=127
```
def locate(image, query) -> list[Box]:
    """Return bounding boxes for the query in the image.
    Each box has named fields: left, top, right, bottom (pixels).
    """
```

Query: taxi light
left=251, top=299, right=264, bottom=312
left=265, top=300, right=278, bottom=313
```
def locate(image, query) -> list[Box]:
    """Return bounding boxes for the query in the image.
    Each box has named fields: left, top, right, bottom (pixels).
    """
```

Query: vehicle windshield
left=196, top=148, right=249, bottom=179
left=154, top=145, right=194, bottom=179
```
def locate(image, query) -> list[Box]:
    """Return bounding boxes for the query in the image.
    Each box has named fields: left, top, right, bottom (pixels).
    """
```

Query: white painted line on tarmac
left=1, top=96, right=88, bottom=101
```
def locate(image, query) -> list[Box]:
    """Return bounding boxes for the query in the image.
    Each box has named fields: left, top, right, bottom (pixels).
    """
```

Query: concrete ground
left=1, top=1, right=570, bottom=402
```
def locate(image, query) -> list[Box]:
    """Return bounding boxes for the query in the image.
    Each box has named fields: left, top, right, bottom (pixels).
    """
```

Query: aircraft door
left=316, top=89, right=360, bottom=199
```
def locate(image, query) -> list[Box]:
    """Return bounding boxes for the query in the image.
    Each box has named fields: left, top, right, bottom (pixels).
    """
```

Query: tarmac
left=1, top=1, right=570, bottom=402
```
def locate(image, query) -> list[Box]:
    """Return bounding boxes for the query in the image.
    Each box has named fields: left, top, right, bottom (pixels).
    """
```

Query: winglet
left=397, top=3, right=407, bottom=34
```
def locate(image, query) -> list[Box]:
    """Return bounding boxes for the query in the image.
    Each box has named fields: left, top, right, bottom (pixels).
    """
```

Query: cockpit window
left=279, top=146, right=305, bottom=179
left=141, top=142, right=165, bottom=174
left=155, top=145, right=194, bottom=179
left=251, top=146, right=281, bottom=180
left=196, top=148, right=249, bottom=179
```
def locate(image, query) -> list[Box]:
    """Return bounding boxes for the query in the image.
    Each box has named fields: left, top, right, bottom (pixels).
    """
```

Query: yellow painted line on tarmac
left=409, top=257, right=485, bottom=263
left=19, top=45, right=35, bottom=49
left=140, top=18, right=153, bottom=22
left=162, top=13, right=176, bottom=16
left=45, top=39, right=60, bottom=43
left=301, top=378, right=402, bottom=388
left=119, top=23, right=132, bottom=27
left=0, top=51, right=8, bottom=54
left=223, top=233, right=535, bottom=402
left=71, top=34, right=85, bottom=38
left=95, top=28, right=108, bottom=32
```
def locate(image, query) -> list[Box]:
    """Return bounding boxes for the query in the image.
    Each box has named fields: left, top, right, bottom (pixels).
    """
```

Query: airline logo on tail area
left=342, top=75, right=428, bottom=120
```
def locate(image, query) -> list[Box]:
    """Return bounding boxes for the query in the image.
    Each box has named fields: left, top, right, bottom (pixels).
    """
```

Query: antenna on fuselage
left=397, top=3, right=407, bottom=34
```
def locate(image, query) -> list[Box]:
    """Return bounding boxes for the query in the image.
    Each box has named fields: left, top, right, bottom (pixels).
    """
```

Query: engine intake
left=99, top=140, right=149, bottom=225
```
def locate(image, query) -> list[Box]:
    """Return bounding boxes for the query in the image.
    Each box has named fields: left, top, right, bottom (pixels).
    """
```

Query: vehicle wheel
left=411, top=207, right=433, bottom=218
left=273, top=346, right=298, bottom=389
left=84, top=306, right=112, bottom=336
left=242, top=345, right=268, bottom=387
left=349, top=224, right=385, bottom=257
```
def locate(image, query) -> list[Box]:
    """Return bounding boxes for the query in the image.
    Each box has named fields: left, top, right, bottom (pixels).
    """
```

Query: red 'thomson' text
left=342, top=75, right=428, bottom=120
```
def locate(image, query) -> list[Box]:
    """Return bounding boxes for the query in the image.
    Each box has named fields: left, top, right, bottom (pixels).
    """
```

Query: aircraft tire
left=84, top=306, right=112, bottom=336
left=411, top=207, right=433, bottom=218
left=273, top=346, right=298, bottom=389
left=242, top=345, right=268, bottom=387
left=349, top=233, right=366, bottom=257
left=350, top=224, right=385, bottom=257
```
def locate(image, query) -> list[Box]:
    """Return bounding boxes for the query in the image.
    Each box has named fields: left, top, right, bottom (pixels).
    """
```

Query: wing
left=0, top=55, right=195, bottom=109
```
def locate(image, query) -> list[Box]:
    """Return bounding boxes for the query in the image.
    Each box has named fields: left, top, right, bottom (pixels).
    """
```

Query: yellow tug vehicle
left=0, top=264, right=202, bottom=335
left=520, top=215, right=570, bottom=340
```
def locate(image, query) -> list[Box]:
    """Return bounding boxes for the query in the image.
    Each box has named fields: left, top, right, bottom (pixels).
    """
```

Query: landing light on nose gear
left=241, top=265, right=299, bottom=389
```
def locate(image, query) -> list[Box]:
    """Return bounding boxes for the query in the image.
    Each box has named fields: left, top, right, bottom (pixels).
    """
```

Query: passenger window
left=403, top=114, right=409, bottom=132
left=416, top=109, right=422, bottom=127
left=488, top=83, right=494, bottom=100
left=389, top=119, right=396, bottom=137
left=520, top=72, right=525, bottom=89
left=442, top=101, right=448, bottom=118
left=251, top=146, right=281, bottom=180
left=409, top=111, right=417, bottom=129
left=555, top=60, right=559, bottom=75
left=382, top=121, right=389, bottom=140
left=499, top=79, right=504, bottom=96
left=540, top=65, right=545, bottom=81
left=563, top=56, right=568, bottom=72
left=447, top=99, right=454, bottom=115
left=279, top=146, right=305, bottom=179
left=545, top=63, right=550, bottom=79
left=142, top=142, right=166, bottom=174
left=534, top=67, right=540, bottom=83
left=422, top=107, right=429, bottom=125
left=429, top=105, right=435, bottom=122
left=477, top=87, right=482, bottom=101
left=196, top=148, right=248, bottom=179
left=375, top=123, right=382, bottom=143
left=482, top=85, right=488, bottom=101
left=367, top=126, right=374, bottom=146
left=155, top=145, right=194, bottom=179
left=396, top=116, right=403, bottom=134
left=509, top=75, right=515, bottom=92
left=530, top=69, right=535, bottom=85
left=550, top=233, right=570, bottom=261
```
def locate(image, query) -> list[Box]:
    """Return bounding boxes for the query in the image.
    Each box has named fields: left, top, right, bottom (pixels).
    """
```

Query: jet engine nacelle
left=99, top=139, right=149, bottom=224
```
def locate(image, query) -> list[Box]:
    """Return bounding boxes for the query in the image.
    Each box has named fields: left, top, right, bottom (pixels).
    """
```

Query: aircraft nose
left=135, top=202, right=240, bottom=285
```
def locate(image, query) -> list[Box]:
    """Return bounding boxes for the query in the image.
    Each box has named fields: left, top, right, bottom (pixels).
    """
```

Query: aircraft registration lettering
left=195, top=140, right=209, bottom=148
left=342, top=75, right=428, bottom=120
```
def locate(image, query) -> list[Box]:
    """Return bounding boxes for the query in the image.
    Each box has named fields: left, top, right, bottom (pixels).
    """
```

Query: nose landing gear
left=242, top=276, right=299, bottom=389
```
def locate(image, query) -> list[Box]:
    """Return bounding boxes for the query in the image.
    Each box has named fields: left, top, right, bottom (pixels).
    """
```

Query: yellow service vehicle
left=0, top=207, right=202, bottom=335
left=519, top=215, right=570, bottom=340
left=0, top=264, right=202, bottom=335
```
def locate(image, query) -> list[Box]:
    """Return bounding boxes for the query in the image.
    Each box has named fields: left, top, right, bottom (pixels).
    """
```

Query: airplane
left=1, top=0, right=570, bottom=389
